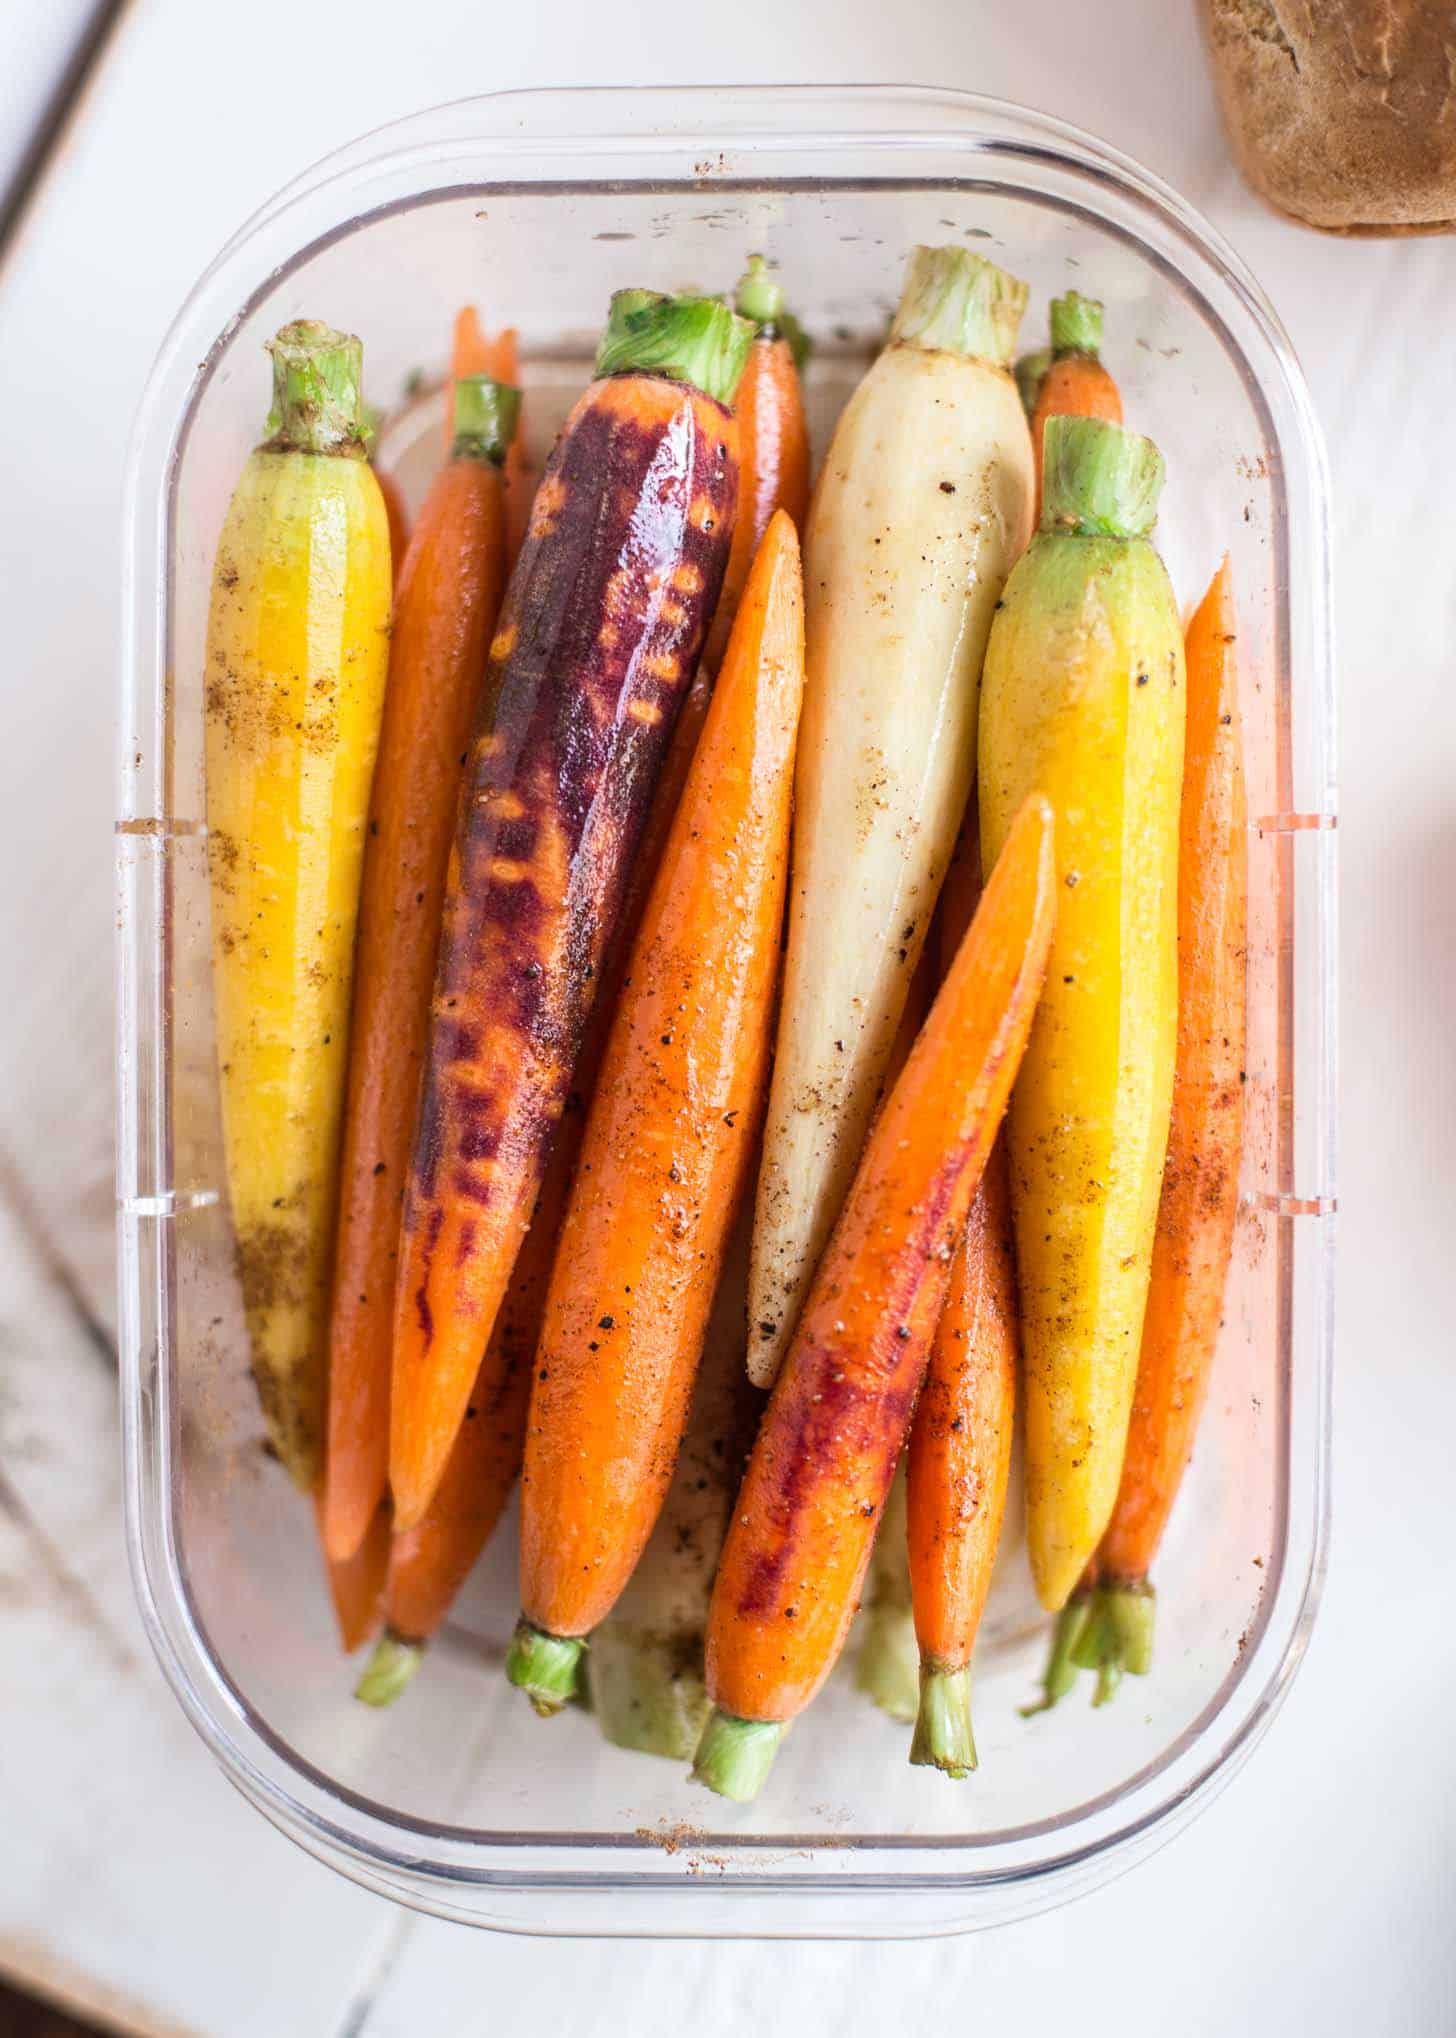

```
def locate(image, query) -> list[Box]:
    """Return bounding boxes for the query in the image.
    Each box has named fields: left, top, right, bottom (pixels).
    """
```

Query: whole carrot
left=1029, top=293, right=1122, bottom=522
left=1073, top=558, right=1248, bottom=1701
left=507, top=511, right=806, bottom=1714
left=702, top=257, right=811, bottom=672
left=205, top=321, right=392, bottom=1488
left=451, top=310, right=530, bottom=563
left=321, top=376, right=517, bottom=1565
left=694, top=794, right=1056, bottom=1802
left=389, top=291, right=750, bottom=1533
left=904, top=815, right=1020, bottom=1776
left=355, top=601, right=725, bottom=1703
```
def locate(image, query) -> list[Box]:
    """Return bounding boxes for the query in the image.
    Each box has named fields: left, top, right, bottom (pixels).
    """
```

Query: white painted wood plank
left=0, top=1194, right=406, bottom=2038
left=0, top=0, right=100, bottom=215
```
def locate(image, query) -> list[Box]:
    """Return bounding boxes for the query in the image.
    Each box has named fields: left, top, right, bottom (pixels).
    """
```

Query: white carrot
left=748, top=244, right=1033, bottom=1386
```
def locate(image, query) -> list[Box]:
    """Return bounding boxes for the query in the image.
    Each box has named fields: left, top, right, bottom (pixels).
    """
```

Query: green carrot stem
left=1102, top=1580, right=1157, bottom=1677
left=451, top=374, right=520, bottom=465
left=354, top=1632, right=423, bottom=1709
left=265, top=319, right=367, bottom=456
left=595, top=289, right=754, bottom=405
left=690, top=1709, right=784, bottom=1802
left=1040, top=415, right=1164, bottom=540
left=1049, top=290, right=1105, bottom=358
left=506, top=1619, right=585, bottom=1716
left=890, top=245, right=1028, bottom=369
left=1019, top=1591, right=1096, bottom=1716
left=909, top=1662, right=978, bottom=1777
left=735, top=253, right=784, bottom=328
left=854, top=1599, right=921, bottom=1724
left=587, top=1628, right=710, bottom=1761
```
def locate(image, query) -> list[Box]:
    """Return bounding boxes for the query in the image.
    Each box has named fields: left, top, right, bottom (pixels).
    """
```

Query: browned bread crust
left=1201, top=0, right=1456, bottom=234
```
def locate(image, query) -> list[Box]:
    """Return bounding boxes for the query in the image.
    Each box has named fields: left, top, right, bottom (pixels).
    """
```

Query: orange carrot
left=506, top=511, right=805, bottom=1713
left=352, top=573, right=721, bottom=1706
left=703, top=257, right=811, bottom=672
left=389, top=294, right=749, bottom=1535
left=1029, top=293, right=1122, bottom=523
left=903, top=813, right=1020, bottom=1775
left=318, top=1495, right=391, bottom=1655
left=320, top=376, right=517, bottom=1565
left=1070, top=559, right=1246, bottom=1700
left=451, top=309, right=530, bottom=564
left=694, top=794, right=1056, bottom=1800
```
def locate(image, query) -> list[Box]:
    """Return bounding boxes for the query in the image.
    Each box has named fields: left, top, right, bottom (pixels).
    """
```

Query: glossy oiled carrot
left=1029, top=293, right=1122, bottom=524
left=1073, top=559, right=1247, bottom=1701
left=694, top=795, right=1056, bottom=1802
left=389, top=293, right=749, bottom=1533
left=353, top=581, right=721, bottom=1706
left=506, top=512, right=805, bottom=1714
left=703, top=257, right=811, bottom=672
left=451, top=309, right=530, bottom=563
left=904, top=815, right=1020, bottom=1776
left=321, top=378, right=517, bottom=1566
left=318, top=1496, right=391, bottom=1655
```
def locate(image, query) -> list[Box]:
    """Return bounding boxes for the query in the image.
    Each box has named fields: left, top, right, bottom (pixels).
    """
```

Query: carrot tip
left=506, top=1619, right=584, bottom=1715
left=355, top=1632, right=423, bottom=1709
left=1019, top=1592, right=1097, bottom=1718
left=690, top=1709, right=784, bottom=1803
left=909, top=1663, right=977, bottom=1777
left=853, top=1600, right=920, bottom=1724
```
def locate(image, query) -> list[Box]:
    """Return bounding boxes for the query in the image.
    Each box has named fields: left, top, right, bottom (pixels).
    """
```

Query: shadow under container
left=117, top=84, right=1336, bottom=1936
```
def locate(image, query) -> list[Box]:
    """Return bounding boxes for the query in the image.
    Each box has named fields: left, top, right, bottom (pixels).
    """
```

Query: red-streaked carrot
left=389, top=292, right=750, bottom=1534
left=506, top=511, right=805, bottom=1713
left=694, top=794, right=1056, bottom=1801
left=321, top=376, right=516, bottom=1564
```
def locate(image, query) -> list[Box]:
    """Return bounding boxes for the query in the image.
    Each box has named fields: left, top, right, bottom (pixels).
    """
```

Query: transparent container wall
left=121, top=90, right=1334, bottom=1933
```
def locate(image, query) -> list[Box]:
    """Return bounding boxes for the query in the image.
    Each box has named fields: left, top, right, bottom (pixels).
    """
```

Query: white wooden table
left=2, top=2, right=1453, bottom=2032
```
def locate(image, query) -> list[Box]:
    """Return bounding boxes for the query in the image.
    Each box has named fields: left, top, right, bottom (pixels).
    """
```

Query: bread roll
left=1202, top=0, right=1456, bottom=234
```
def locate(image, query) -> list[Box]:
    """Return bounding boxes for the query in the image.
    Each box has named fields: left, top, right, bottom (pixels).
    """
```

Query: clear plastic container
left=117, top=85, right=1336, bottom=1937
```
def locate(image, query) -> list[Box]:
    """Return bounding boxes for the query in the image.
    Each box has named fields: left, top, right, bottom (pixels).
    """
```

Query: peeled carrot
left=702, top=257, right=811, bottom=672
left=506, top=512, right=805, bottom=1713
left=320, top=377, right=517, bottom=1565
left=352, top=566, right=722, bottom=1708
left=318, top=1496, right=391, bottom=1655
left=389, top=292, right=749, bottom=1534
left=451, top=309, right=530, bottom=563
left=695, top=794, right=1056, bottom=1802
left=1068, top=559, right=1247, bottom=1703
left=904, top=815, right=1020, bottom=1775
left=1029, top=293, right=1122, bottom=523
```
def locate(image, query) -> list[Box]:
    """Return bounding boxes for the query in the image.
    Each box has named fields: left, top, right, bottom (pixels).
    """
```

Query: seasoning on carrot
left=389, top=290, right=751, bottom=1534
left=1028, top=292, right=1123, bottom=522
left=979, top=416, right=1185, bottom=1614
left=204, top=320, right=392, bottom=1489
left=1049, top=558, right=1247, bottom=1706
left=749, top=243, right=1032, bottom=1389
left=694, top=793, right=1057, bottom=1802
left=319, top=1496, right=391, bottom=1655
left=450, top=309, right=530, bottom=564
left=587, top=1210, right=762, bottom=1758
left=322, top=375, right=518, bottom=1566
left=904, top=814, right=1021, bottom=1775
left=506, top=511, right=805, bottom=1714
left=702, top=256, right=811, bottom=671
left=852, top=941, right=937, bottom=1726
